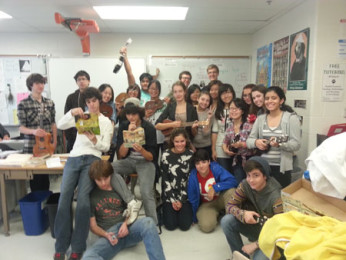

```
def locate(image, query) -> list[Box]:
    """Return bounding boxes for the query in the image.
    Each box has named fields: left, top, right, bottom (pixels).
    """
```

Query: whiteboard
left=0, top=56, right=48, bottom=125
left=49, top=57, right=146, bottom=121
left=148, top=56, right=251, bottom=98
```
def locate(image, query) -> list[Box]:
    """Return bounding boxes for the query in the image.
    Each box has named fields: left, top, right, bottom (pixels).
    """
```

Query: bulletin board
left=0, top=56, right=48, bottom=125
left=148, top=56, right=251, bottom=97
left=48, top=57, right=146, bottom=121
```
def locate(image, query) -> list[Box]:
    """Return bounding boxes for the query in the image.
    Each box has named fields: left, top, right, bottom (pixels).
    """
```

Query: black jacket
left=155, top=102, right=198, bottom=140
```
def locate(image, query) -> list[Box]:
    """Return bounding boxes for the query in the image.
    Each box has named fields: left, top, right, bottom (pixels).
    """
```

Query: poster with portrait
left=272, top=36, right=289, bottom=92
left=256, top=43, right=272, bottom=87
left=288, top=28, right=310, bottom=90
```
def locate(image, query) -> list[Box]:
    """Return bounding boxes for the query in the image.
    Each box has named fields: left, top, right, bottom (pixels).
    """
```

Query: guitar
left=100, top=103, right=113, bottom=119
left=254, top=135, right=289, bottom=155
left=161, top=119, right=209, bottom=137
left=33, top=103, right=54, bottom=157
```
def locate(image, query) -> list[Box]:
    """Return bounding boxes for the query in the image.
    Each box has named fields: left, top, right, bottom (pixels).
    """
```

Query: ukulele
left=33, top=103, right=54, bottom=157
left=254, top=135, right=289, bottom=155
left=144, top=100, right=164, bottom=116
left=115, top=93, right=128, bottom=107
left=254, top=215, right=268, bottom=226
left=100, top=103, right=113, bottom=119
left=161, top=119, right=209, bottom=137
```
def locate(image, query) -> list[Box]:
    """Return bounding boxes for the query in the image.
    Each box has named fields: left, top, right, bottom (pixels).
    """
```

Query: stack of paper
left=0, top=154, right=32, bottom=166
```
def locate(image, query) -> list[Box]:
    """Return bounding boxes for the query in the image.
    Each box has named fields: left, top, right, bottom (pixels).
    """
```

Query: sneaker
left=125, top=199, right=142, bottom=225
left=232, top=251, right=250, bottom=260
left=69, top=252, right=82, bottom=260
left=53, top=253, right=66, bottom=260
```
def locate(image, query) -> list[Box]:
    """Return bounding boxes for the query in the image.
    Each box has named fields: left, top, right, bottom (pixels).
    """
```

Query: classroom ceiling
left=0, top=0, right=305, bottom=34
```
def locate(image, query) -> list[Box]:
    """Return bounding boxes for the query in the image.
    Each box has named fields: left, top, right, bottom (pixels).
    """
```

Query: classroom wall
left=311, top=0, right=346, bottom=146
left=251, top=0, right=346, bottom=170
left=251, top=0, right=317, bottom=170
left=2, top=1, right=345, bottom=167
left=0, top=32, right=251, bottom=137
left=0, top=33, right=252, bottom=58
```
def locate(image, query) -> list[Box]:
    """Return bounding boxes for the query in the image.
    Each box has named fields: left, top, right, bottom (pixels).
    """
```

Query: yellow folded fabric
left=259, top=211, right=346, bottom=260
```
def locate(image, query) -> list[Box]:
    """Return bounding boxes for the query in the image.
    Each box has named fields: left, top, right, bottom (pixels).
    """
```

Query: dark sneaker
left=53, top=253, right=66, bottom=260
left=69, top=252, right=82, bottom=260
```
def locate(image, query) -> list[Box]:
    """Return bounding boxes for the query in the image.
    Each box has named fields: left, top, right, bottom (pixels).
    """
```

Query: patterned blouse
left=223, top=120, right=254, bottom=166
left=161, top=149, right=194, bottom=203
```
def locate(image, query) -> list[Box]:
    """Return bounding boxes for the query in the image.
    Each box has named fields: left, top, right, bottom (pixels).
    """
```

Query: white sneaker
left=232, top=251, right=250, bottom=260
left=124, top=199, right=142, bottom=225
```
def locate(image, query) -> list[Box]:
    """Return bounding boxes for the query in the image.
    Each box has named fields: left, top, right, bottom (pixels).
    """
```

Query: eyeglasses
left=181, top=77, right=191, bottom=80
left=229, top=107, right=241, bottom=112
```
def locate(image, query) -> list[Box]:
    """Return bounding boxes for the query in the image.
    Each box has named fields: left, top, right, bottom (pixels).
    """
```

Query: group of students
left=12, top=45, right=301, bottom=260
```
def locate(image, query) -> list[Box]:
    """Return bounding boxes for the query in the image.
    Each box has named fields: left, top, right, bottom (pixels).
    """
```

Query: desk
left=0, top=155, right=109, bottom=236
left=0, top=163, right=64, bottom=236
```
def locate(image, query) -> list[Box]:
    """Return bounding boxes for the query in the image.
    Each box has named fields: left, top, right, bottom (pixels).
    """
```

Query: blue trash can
left=19, top=190, right=52, bottom=236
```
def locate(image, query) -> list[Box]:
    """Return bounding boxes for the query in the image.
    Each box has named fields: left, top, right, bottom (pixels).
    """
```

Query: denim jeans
left=220, top=214, right=268, bottom=260
left=55, top=155, right=99, bottom=254
left=82, top=217, right=165, bottom=260
left=112, top=157, right=157, bottom=223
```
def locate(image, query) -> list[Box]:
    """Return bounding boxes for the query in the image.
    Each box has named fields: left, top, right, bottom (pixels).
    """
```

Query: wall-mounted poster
left=272, top=36, right=289, bottom=92
left=256, top=43, right=272, bottom=87
left=288, top=28, right=310, bottom=90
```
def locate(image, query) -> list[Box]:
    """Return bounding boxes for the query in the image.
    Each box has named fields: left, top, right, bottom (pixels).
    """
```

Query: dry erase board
left=148, top=56, right=251, bottom=97
left=48, top=57, right=146, bottom=121
left=0, top=56, right=48, bottom=125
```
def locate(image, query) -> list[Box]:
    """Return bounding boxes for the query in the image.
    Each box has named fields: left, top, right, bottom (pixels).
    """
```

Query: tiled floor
left=0, top=176, right=233, bottom=260
left=1, top=172, right=303, bottom=260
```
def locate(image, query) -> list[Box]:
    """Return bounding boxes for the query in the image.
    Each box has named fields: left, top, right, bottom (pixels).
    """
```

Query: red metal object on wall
left=54, top=12, right=99, bottom=55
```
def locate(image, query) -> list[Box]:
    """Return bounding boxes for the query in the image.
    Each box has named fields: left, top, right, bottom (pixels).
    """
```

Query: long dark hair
left=186, top=84, right=201, bottom=105
left=98, top=83, right=114, bottom=105
left=215, top=83, right=235, bottom=120
left=230, top=98, right=248, bottom=124
left=265, top=86, right=294, bottom=113
left=148, top=79, right=162, bottom=96
left=126, top=84, right=141, bottom=100
left=249, top=85, right=267, bottom=114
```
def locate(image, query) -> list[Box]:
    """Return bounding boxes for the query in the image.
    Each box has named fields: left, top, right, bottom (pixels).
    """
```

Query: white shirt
left=57, top=110, right=113, bottom=158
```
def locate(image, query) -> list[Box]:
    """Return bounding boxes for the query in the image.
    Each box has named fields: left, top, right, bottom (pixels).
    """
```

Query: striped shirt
left=261, top=122, right=284, bottom=166
left=226, top=180, right=283, bottom=223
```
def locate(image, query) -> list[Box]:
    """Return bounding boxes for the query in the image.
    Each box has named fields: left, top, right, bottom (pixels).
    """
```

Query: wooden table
left=0, top=163, right=64, bottom=236
left=0, top=155, right=109, bottom=236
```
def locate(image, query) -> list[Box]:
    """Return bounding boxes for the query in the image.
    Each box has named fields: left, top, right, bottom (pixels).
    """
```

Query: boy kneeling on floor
left=82, top=160, right=166, bottom=260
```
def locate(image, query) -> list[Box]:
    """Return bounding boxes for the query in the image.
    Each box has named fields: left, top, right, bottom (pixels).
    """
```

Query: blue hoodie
left=187, top=161, right=238, bottom=223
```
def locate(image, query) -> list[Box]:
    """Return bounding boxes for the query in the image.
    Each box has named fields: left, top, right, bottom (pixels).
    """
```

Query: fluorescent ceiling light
left=94, top=6, right=188, bottom=20
left=0, top=11, right=12, bottom=19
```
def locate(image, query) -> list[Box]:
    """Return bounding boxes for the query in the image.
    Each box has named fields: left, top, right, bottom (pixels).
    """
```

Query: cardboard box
left=281, top=179, right=346, bottom=221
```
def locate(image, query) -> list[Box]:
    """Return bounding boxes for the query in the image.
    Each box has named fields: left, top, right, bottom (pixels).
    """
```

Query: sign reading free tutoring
left=322, top=63, right=345, bottom=102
